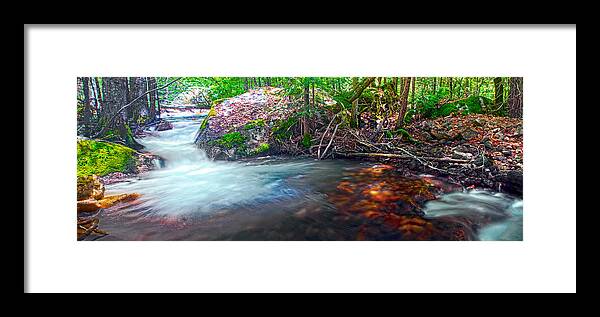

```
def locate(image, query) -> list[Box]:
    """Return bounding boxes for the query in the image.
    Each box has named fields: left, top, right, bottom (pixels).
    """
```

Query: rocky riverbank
left=76, top=174, right=142, bottom=240
left=341, top=114, right=524, bottom=196
left=194, top=88, right=523, bottom=197
left=76, top=139, right=162, bottom=240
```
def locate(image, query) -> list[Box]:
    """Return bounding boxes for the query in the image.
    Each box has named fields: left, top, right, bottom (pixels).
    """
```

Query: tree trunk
left=351, top=77, right=359, bottom=128
left=396, top=77, right=411, bottom=128
left=494, top=77, right=504, bottom=110
left=128, top=77, right=147, bottom=126
left=433, top=77, right=437, bottom=93
left=410, top=77, right=416, bottom=105
left=147, top=77, right=157, bottom=122
left=102, top=77, right=141, bottom=149
left=349, top=77, right=376, bottom=104
left=302, top=79, right=310, bottom=135
left=91, top=77, right=100, bottom=117
left=157, top=87, right=161, bottom=119
left=101, top=77, right=108, bottom=112
left=165, top=85, right=169, bottom=106
left=311, top=82, right=315, bottom=108
left=449, top=77, right=453, bottom=99
left=81, top=77, right=92, bottom=136
left=304, top=79, right=310, bottom=109
left=508, top=77, right=523, bottom=118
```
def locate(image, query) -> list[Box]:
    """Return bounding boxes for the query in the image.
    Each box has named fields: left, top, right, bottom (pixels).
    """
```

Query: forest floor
left=347, top=114, right=524, bottom=196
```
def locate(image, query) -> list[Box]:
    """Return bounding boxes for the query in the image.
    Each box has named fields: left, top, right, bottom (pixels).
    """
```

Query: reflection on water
left=96, top=113, right=523, bottom=241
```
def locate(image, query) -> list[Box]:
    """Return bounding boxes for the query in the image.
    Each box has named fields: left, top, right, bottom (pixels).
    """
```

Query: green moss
left=77, top=140, right=136, bottom=177
left=215, top=132, right=247, bottom=149
left=199, top=105, right=217, bottom=130
left=252, top=143, right=270, bottom=155
left=301, top=133, right=312, bottom=148
left=435, top=96, right=491, bottom=118
left=244, top=119, right=266, bottom=130
left=125, top=125, right=135, bottom=145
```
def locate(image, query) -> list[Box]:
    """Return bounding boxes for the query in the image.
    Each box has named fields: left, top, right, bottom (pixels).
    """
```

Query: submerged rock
left=77, top=193, right=141, bottom=214
left=156, top=120, right=173, bottom=131
left=97, top=193, right=141, bottom=209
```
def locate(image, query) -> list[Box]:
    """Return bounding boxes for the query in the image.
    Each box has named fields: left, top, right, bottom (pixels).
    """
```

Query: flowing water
left=96, top=112, right=523, bottom=241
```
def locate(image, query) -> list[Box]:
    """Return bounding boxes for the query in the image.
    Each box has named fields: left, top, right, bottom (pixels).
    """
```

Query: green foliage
left=412, top=94, right=491, bottom=121
left=301, top=133, right=312, bottom=148
left=331, top=91, right=354, bottom=110
left=77, top=101, right=84, bottom=115
left=404, top=108, right=417, bottom=124
left=244, top=119, right=266, bottom=130
left=156, top=77, right=247, bottom=105
left=414, top=92, right=444, bottom=119
left=444, top=95, right=492, bottom=116
left=207, top=77, right=246, bottom=100
left=395, top=128, right=414, bottom=142
left=252, top=143, right=270, bottom=155
left=77, top=140, right=136, bottom=177
left=272, top=116, right=299, bottom=141
left=214, top=132, right=247, bottom=149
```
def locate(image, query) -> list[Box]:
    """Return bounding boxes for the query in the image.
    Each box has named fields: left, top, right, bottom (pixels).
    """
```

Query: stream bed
left=96, top=112, right=523, bottom=241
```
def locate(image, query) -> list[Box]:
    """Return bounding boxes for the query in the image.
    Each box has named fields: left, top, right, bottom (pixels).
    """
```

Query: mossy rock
left=214, top=132, right=247, bottom=149
left=199, top=105, right=217, bottom=131
left=77, top=140, right=136, bottom=178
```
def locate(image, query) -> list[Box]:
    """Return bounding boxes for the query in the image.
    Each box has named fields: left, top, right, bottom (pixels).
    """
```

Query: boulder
left=77, top=199, right=101, bottom=213
left=195, top=88, right=295, bottom=160
left=156, top=120, right=173, bottom=131
left=77, top=175, right=105, bottom=201
left=495, top=170, right=523, bottom=196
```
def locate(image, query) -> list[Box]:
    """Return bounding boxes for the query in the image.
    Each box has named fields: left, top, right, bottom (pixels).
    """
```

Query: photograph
left=76, top=76, right=523, bottom=241
left=26, top=25, right=575, bottom=293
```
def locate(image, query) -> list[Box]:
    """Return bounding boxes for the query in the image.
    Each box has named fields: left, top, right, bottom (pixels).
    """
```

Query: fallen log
left=341, top=152, right=472, bottom=163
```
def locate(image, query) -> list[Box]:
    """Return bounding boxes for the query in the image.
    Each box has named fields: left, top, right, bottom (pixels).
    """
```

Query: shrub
left=252, top=143, right=270, bottom=155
